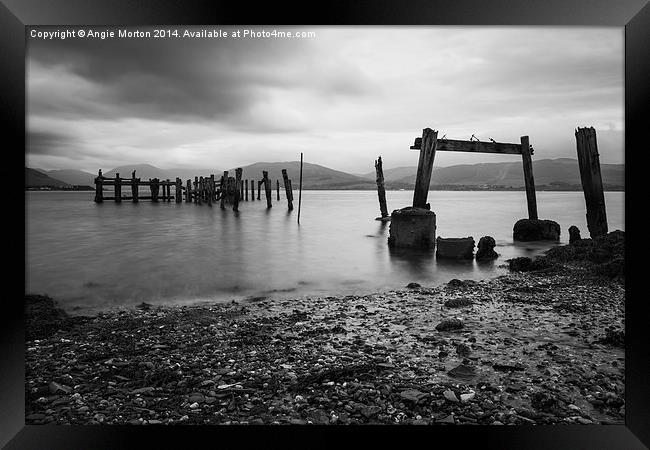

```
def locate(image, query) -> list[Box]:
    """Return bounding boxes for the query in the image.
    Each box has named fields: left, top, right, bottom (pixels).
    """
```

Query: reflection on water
left=26, top=190, right=624, bottom=314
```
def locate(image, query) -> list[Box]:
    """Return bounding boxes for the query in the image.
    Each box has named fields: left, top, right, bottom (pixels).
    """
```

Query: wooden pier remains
left=410, top=129, right=538, bottom=219
left=93, top=165, right=298, bottom=213
left=575, top=127, right=608, bottom=238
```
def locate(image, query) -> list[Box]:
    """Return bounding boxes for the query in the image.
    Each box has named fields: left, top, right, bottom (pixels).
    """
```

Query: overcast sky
left=27, top=26, right=624, bottom=174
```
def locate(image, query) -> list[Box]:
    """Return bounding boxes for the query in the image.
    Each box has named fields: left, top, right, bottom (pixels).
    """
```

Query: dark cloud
left=27, top=129, right=76, bottom=155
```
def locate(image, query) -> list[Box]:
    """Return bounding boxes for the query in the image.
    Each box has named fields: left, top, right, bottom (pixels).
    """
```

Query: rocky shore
left=25, top=232, right=625, bottom=426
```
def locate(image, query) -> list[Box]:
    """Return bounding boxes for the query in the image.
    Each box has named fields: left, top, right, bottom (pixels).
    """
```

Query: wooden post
left=220, top=171, right=228, bottom=209
left=375, top=156, right=388, bottom=218
left=412, top=128, right=438, bottom=209
left=151, top=178, right=159, bottom=202
left=282, top=169, right=293, bottom=210
left=575, top=127, right=608, bottom=238
left=114, top=173, right=122, bottom=203
left=245, top=179, right=249, bottom=201
left=175, top=178, right=182, bottom=203
left=250, top=179, right=255, bottom=201
left=206, top=176, right=213, bottom=207
left=94, top=169, right=104, bottom=203
left=298, top=153, right=303, bottom=223
left=239, top=172, right=244, bottom=200
left=186, top=179, right=192, bottom=202
left=166, top=179, right=171, bottom=202
left=257, top=180, right=262, bottom=200
left=263, top=171, right=272, bottom=208
left=276, top=180, right=280, bottom=201
left=520, top=136, right=538, bottom=220
left=131, top=171, right=139, bottom=203
left=234, top=168, right=242, bottom=211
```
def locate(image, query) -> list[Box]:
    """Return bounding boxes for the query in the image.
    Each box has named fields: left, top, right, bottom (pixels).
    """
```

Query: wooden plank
left=375, top=156, right=388, bottom=218
left=575, top=127, right=608, bottom=238
left=412, top=128, right=438, bottom=209
left=520, top=136, right=538, bottom=220
left=411, top=137, right=523, bottom=155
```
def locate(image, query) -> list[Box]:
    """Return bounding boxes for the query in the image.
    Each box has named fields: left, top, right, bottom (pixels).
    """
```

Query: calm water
left=26, top=190, right=624, bottom=314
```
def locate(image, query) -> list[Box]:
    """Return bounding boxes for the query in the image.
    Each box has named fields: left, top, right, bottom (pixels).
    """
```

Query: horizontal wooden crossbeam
left=410, top=137, right=530, bottom=155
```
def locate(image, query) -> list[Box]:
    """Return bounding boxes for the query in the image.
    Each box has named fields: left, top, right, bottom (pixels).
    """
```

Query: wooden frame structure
left=410, top=128, right=538, bottom=220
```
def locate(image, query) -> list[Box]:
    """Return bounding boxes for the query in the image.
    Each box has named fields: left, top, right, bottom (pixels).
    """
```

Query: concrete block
left=513, top=219, right=560, bottom=241
left=436, top=237, right=475, bottom=259
left=387, top=207, right=436, bottom=249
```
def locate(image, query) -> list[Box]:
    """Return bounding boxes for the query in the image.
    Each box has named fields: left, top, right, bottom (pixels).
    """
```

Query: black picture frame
left=2, top=0, right=648, bottom=448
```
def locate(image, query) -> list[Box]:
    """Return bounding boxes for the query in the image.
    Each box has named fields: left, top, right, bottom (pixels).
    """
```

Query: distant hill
left=103, top=164, right=217, bottom=183
left=44, top=169, right=96, bottom=187
left=228, top=161, right=377, bottom=190
left=385, top=158, right=624, bottom=189
left=25, top=168, right=69, bottom=187
left=28, top=158, right=624, bottom=191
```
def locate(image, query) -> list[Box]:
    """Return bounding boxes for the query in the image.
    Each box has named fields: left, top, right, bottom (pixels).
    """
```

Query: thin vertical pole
left=298, top=153, right=303, bottom=224
left=132, top=171, right=139, bottom=203
left=276, top=180, right=280, bottom=201
left=245, top=179, right=249, bottom=201
left=251, top=179, right=255, bottom=201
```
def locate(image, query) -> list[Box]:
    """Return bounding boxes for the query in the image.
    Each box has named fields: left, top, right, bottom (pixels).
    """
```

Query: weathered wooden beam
left=375, top=156, right=389, bottom=219
left=251, top=179, right=255, bottom=201
left=411, top=137, right=524, bottom=155
left=175, top=178, right=182, bottom=203
left=276, top=179, right=280, bottom=201
left=220, top=171, right=228, bottom=209
left=151, top=178, right=159, bottom=202
left=298, top=153, right=303, bottom=224
left=114, top=173, right=122, bottom=203
left=245, top=179, right=249, bottom=201
left=520, top=136, right=538, bottom=220
left=412, top=128, right=438, bottom=209
left=186, top=179, right=192, bottom=202
left=94, top=169, right=103, bottom=203
left=575, top=127, right=608, bottom=238
left=234, top=168, right=242, bottom=211
left=263, top=171, right=272, bottom=208
left=282, top=169, right=293, bottom=211
left=131, top=172, right=139, bottom=203
left=257, top=180, right=262, bottom=201
left=166, top=179, right=172, bottom=202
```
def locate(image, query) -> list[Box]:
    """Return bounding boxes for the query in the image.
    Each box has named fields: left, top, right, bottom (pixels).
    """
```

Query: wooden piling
left=251, top=179, right=255, bottom=201
left=575, top=127, right=608, bottom=238
left=263, top=171, right=272, bottom=208
left=166, top=179, right=171, bottom=202
left=282, top=169, right=293, bottom=210
left=94, top=169, right=104, bottom=203
left=151, top=178, right=159, bottom=202
left=114, top=173, right=122, bottom=203
left=520, top=136, right=538, bottom=220
left=220, top=171, right=228, bottom=209
left=234, top=168, right=242, bottom=211
left=245, top=179, right=249, bottom=201
left=186, top=179, right=192, bottom=202
left=276, top=180, right=280, bottom=201
left=131, top=171, right=139, bottom=203
left=412, top=128, right=438, bottom=209
left=257, top=180, right=262, bottom=200
left=375, top=156, right=388, bottom=219
left=175, top=178, right=182, bottom=203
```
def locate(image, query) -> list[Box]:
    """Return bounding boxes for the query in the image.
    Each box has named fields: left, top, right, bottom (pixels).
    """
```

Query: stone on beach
left=476, top=236, right=498, bottom=260
left=568, top=226, right=581, bottom=243
left=435, top=318, right=464, bottom=331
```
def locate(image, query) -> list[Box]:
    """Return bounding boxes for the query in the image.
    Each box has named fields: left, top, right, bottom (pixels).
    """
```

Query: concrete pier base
left=513, top=219, right=560, bottom=241
left=436, top=237, right=475, bottom=259
left=387, top=207, right=436, bottom=249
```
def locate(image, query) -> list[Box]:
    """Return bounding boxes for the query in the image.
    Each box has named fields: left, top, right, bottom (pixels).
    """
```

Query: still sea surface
left=26, top=190, right=624, bottom=314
